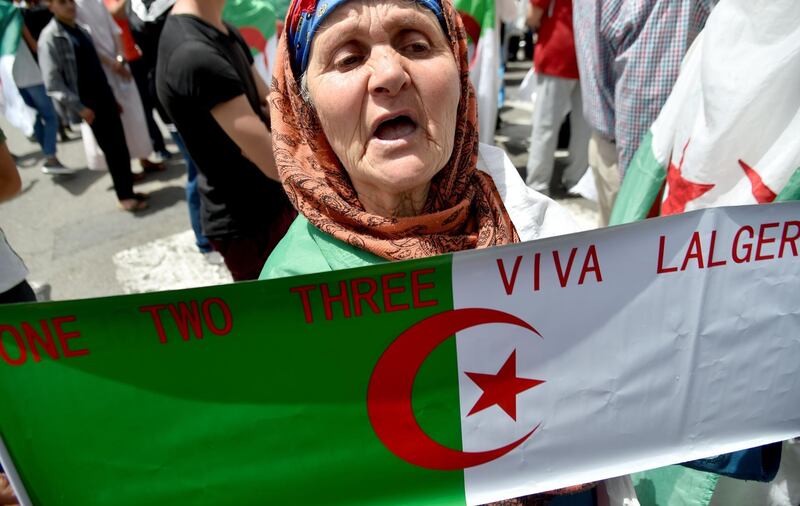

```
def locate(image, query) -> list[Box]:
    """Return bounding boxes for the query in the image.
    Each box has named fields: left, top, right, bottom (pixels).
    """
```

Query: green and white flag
left=609, top=0, right=800, bottom=227
left=455, top=0, right=499, bottom=143
left=1, top=204, right=799, bottom=505
left=0, top=2, right=35, bottom=137
left=223, top=0, right=291, bottom=80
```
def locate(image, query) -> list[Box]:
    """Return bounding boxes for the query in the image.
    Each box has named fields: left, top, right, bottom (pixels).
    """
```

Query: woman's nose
left=368, top=48, right=409, bottom=97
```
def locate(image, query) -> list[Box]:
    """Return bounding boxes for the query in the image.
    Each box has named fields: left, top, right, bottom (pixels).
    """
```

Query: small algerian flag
left=609, top=0, right=800, bottom=227
left=455, top=0, right=499, bottom=142
left=0, top=2, right=35, bottom=137
left=223, top=0, right=291, bottom=80
left=1, top=203, right=799, bottom=505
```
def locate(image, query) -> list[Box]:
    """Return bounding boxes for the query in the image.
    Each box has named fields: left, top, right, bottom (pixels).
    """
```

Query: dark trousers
left=89, top=104, right=134, bottom=201
left=129, top=58, right=166, bottom=153
left=209, top=205, right=297, bottom=281
left=0, top=280, right=36, bottom=304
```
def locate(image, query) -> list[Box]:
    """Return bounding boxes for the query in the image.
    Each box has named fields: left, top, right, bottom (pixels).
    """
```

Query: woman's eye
left=335, top=54, right=363, bottom=70
left=405, top=42, right=430, bottom=54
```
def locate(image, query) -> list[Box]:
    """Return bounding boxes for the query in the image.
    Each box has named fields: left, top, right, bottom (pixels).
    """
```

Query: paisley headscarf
left=270, top=0, right=519, bottom=261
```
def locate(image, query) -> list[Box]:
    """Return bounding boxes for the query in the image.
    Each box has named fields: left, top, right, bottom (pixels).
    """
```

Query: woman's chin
left=364, top=139, right=444, bottom=180
left=360, top=156, right=440, bottom=192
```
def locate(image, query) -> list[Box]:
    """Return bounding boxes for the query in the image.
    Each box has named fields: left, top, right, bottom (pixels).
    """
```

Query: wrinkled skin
left=305, top=0, right=460, bottom=217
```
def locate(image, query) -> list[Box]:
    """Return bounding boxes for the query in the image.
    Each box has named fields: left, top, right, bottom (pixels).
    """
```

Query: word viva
left=496, top=245, right=603, bottom=294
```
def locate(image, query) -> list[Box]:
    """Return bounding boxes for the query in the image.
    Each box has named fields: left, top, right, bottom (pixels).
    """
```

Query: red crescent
left=367, top=308, right=542, bottom=471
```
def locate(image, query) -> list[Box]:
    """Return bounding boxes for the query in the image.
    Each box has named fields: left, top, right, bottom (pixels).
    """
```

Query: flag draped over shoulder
left=223, top=0, right=291, bottom=80
left=0, top=2, right=35, bottom=137
left=609, top=0, right=800, bottom=227
left=455, top=0, right=499, bottom=143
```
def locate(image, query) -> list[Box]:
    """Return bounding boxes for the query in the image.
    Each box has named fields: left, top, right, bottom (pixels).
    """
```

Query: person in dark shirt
left=125, top=0, right=213, bottom=254
left=156, top=0, right=295, bottom=280
left=39, top=0, right=147, bottom=212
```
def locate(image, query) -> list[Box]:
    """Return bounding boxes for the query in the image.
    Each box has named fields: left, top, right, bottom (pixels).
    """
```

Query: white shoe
left=41, top=161, right=77, bottom=175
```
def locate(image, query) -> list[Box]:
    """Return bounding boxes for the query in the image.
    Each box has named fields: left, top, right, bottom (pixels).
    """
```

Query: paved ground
left=1, top=59, right=597, bottom=301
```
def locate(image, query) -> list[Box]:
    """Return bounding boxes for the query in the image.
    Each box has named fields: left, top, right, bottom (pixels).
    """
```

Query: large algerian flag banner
left=1, top=203, right=799, bottom=505
left=0, top=2, right=35, bottom=137
left=223, top=0, right=291, bottom=81
left=455, top=0, right=499, bottom=143
left=609, top=0, right=800, bottom=227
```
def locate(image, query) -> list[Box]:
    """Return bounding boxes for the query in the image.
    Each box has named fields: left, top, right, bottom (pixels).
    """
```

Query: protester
left=15, top=0, right=74, bottom=143
left=39, top=0, right=148, bottom=211
left=156, top=0, right=295, bottom=279
left=11, top=19, right=71, bottom=174
left=0, top=124, right=33, bottom=506
left=74, top=0, right=165, bottom=173
left=125, top=0, right=211, bottom=253
left=0, top=128, right=35, bottom=305
left=103, top=0, right=173, bottom=162
left=572, top=0, right=715, bottom=225
left=524, top=0, right=588, bottom=197
left=260, top=0, right=575, bottom=271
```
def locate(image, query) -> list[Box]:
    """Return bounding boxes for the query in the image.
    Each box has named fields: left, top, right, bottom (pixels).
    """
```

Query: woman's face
left=306, top=0, right=460, bottom=210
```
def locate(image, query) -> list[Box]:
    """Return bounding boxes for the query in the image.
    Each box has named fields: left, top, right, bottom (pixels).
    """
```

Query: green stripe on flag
left=776, top=167, right=800, bottom=201
left=455, top=0, right=495, bottom=36
left=609, top=132, right=665, bottom=226
left=0, top=3, right=22, bottom=57
left=223, top=0, right=289, bottom=53
left=0, top=255, right=465, bottom=505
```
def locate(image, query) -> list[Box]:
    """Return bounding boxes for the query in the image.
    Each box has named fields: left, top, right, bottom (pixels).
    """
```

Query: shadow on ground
left=14, top=150, right=45, bottom=169
left=134, top=185, right=187, bottom=216
left=51, top=168, right=103, bottom=196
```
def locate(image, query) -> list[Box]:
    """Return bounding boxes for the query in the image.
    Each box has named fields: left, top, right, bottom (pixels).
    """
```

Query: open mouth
left=373, top=115, right=418, bottom=141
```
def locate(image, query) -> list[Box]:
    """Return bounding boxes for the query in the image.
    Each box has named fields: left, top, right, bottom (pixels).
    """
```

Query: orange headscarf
left=270, top=0, right=519, bottom=261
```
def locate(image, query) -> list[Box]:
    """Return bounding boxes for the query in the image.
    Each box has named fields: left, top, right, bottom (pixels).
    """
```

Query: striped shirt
left=573, top=0, right=715, bottom=173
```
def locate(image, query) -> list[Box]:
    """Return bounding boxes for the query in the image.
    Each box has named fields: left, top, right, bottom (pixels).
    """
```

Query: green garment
left=260, top=215, right=384, bottom=279
left=632, top=466, right=718, bottom=506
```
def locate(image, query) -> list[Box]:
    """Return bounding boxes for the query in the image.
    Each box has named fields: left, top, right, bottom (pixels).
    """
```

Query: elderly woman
left=261, top=0, right=629, bottom=503
left=261, top=0, right=575, bottom=276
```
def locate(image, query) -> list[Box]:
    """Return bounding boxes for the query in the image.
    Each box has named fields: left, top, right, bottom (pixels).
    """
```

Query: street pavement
left=0, top=59, right=597, bottom=301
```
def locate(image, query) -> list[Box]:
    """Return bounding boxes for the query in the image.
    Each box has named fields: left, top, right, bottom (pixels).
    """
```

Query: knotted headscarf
left=270, top=0, right=519, bottom=261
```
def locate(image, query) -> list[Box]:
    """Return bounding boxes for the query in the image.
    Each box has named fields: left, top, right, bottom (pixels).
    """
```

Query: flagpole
left=0, top=434, right=32, bottom=506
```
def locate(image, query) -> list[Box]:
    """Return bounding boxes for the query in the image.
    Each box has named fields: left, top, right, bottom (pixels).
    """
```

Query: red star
left=661, top=141, right=715, bottom=216
left=739, top=159, right=777, bottom=203
left=465, top=350, right=545, bottom=421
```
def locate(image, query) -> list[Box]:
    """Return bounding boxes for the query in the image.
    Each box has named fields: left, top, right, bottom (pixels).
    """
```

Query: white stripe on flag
left=452, top=204, right=800, bottom=504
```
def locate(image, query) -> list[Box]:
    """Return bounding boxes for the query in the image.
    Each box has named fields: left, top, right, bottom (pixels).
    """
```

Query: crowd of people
left=0, top=0, right=796, bottom=504
left=1, top=0, right=721, bottom=280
